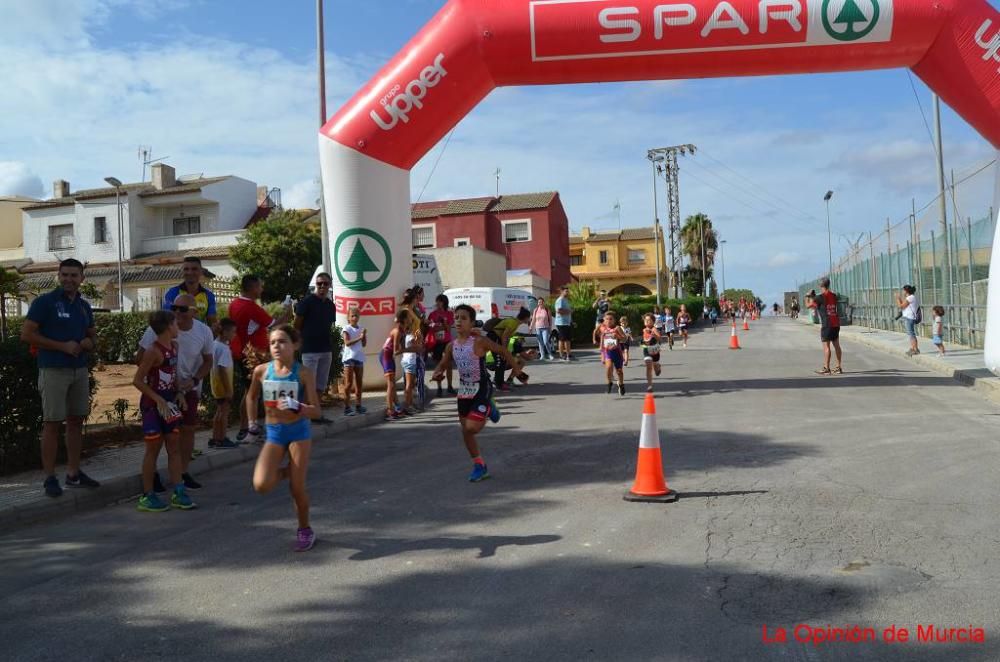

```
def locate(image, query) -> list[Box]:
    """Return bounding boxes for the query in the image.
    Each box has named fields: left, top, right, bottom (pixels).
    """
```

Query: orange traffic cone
left=729, top=323, right=742, bottom=350
left=624, top=394, right=678, bottom=503
left=743, top=316, right=751, bottom=331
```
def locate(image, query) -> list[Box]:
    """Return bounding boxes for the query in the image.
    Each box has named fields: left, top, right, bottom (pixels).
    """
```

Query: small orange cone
left=729, top=323, right=742, bottom=350
left=743, top=316, right=751, bottom=331
left=624, top=394, right=678, bottom=503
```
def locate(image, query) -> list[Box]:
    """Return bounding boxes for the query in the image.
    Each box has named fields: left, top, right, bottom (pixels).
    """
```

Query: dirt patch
left=90, top=364, right=143, bottom=426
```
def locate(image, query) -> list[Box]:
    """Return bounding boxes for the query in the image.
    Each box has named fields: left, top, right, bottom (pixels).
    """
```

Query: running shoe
left=153, top=472, right=166, bottom=494
left=295, top=527, right=316, bottom=552
left=216, top=438, right=239, bottom=449
left=468, top=463, right=490, bottom=482
left=315, top=416, right=334, bottom=425
left=356, top=405, right=368, bottom=414
left=488, top=399, right=501, bottom=424
left=384, top=410, right=397, bottom=422
left=208, top=438, right=220, bottom=448
left=515, top=372, right=529, bottom=384
left=344, top=406, right=356, bottom=417
left=247, top=423, right=262, bottom=438
left=654, top=365, right=662, bottom=377
left=437, top=386, right=444, bottom=398
left=404, top=407, right=418, bottom=416
left=607, top=382, right=613, bottom=394
left=619, top=383, right=626, bottom=396
left=43, top=475, right=62, bottom=498
left=182, top=472, right=202, bottom=490
left=65, top=470, right=100, bottom=488
left=646, top=385, right=653, bottom=393
left=190, top=449, right=203, bottom=460
left=446, top=388, right=457, bottom=397
left=236, top=428, right=250, bottom=442
left=170, top=487, right=197, bottom=510
left=137, top=492, right=169, bottom=513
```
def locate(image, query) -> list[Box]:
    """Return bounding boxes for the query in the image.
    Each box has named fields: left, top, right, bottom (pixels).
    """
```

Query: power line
left=694, top=148, right=819, bottom=222
left=906, top=71, right=938, bottom=156
left=415, top=129, right=456, bottom=203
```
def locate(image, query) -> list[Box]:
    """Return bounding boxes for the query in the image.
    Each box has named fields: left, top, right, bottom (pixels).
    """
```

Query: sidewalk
left=802, top=318, right=1000, bottom=405
left=0, top=390, right=410, bottom=529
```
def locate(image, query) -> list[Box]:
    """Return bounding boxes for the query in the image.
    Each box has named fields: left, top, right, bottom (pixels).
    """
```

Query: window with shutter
left=48, top=224, right=75, bottom=250
left=502, top=220, right=531, bottom=243
left=412, top=225, right=435, bottom=249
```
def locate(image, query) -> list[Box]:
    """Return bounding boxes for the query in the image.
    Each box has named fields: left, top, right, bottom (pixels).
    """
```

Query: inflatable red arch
left=319, top=0, right=1000, bottom=379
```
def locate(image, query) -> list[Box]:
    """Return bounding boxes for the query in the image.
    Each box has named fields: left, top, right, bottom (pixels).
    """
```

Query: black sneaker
left=619, top=383, right=626, bottom=396
left=607, top=382, right=613, bottom=394
left=43, top=475, right=62, bottom=498
left=153, top=472, right=166, bottom=494
left=236, top=428, right=250, bottom=442
left=315, top=416, right=334, bottom=425
left=65, top=470, right=100, bottom=488
left=182, top=473, right=202, bottom=490
left=446, top=387, right=457, bottom=396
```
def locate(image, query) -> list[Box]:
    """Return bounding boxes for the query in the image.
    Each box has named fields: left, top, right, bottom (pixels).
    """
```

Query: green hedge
left=567, top=296, right=713, bottom=344
left=0, top=339, right=98, bottom=475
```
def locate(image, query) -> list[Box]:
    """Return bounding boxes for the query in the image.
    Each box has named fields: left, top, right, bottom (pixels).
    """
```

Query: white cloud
left=283, top=178, right=321, bottom=210
left=767, top=251, right=805, bottom=268
left=0, top=162, right=44, bottom=198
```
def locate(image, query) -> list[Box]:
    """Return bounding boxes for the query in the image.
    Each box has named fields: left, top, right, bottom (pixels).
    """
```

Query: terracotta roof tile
left=135, top=246, right=232, bottom=262
left=569, top=226, right=657, bottom=243
left=411, top=192, right=558, bottom=219
left=490, top=192, right=556, bottom=213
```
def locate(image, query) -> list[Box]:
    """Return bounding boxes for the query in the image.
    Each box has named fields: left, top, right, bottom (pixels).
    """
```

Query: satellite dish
left=178, top=173, right=204, bottom=183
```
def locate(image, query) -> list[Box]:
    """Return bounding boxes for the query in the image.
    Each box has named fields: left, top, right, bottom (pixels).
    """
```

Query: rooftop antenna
left=495, top=167, right=501, bottom=198
left=139, top=146, right=169, bottom=182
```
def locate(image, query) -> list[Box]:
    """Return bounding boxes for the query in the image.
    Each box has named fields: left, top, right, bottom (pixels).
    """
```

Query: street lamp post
left=104, top=176, right=124, bottom=311
left=719, top=239, right=727, bottom=296
left=650, top=159, right=662, bottom=308
left=824, top=190, right=834, bottom=279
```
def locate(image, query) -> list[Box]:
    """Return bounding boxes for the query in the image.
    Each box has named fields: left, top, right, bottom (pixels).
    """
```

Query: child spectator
left=132, top=311, right=195, bottom=512
left=380, top=310, right=407, bottom=420
left=932, top=306, right=946, bottom=355
left=210, top=319, right=238, bottom=448
left=341, top=308, right=367, bottom=416
left=400, top=312, right=425, bottom=413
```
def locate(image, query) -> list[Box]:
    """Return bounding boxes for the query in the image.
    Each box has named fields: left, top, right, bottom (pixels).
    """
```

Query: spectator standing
left=21, top=258, right=101, bottom=497
left=592, top=290, right=610, bottom=328
left=427, top=294, right=456, bottom=396
left=162, top=256, right=217, bottom=328
left=294, top=272, right=336, bottom=424
left=341, top=308, right=367, bottom=416
left=210, top=319, right=238, bottom=448
left=554, top=286, right=574, bottom=361
left=229, top=274, right=294, bottom=440
left=809, top=278, right=843, bottom=375
left=138, top=293, right=214, bottom=490
left=931, top=306, right=946, bottom=355
left=896, top=285, right=921, bottom=356
left=530, top=297, right=554, bottom=360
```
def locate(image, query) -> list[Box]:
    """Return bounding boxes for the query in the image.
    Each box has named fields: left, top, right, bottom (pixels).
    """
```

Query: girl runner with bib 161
left=245, top=325, right=321, bottom=552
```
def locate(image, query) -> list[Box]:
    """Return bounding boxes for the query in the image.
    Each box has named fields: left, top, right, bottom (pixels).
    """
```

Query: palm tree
left=680, top=213, right=718, bottom=273
left=0, top=267, right=24, bottom=341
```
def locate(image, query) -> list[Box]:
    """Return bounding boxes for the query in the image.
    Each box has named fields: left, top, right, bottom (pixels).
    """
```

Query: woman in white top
left=896, top=285, right=920, bottom=356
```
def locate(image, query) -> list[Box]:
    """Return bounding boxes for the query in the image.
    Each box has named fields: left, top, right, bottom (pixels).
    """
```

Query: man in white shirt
left=137, top=293, right=214, bottom=491
left=896, top=284, right=921, bottom=356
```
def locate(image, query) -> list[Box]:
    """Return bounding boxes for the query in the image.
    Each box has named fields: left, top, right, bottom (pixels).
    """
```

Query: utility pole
left=933, top=94, right=951, bottom=307
left=648, top=144, right=696, bottom=299
left=651, top=162, right=662, bottom=307
left=317, top=0, right=332, bottom=276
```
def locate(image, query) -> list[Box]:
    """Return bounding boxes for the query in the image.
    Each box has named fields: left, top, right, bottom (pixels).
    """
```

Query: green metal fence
left=799, top=158, right=997, bottom=349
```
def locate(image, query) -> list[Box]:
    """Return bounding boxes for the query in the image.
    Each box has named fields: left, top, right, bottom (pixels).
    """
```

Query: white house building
left=18, top=164, right=276, bottom=312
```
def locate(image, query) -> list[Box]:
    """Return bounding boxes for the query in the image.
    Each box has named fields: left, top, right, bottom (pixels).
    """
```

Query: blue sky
left=1, top=0, right=997, bottom=304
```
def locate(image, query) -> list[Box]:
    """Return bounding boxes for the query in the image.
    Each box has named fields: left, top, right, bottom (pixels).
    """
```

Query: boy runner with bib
left=133, top=311, right=194, bottom=512
left=246, top=325, right=321, bottom=552
left=640, top=313, right=663, bottom=393
left=432, top=305, right=523, bottom=482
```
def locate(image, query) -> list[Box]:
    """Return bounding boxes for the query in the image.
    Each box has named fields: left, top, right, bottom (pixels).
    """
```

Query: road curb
left=0, top=405, right=421, bottom=531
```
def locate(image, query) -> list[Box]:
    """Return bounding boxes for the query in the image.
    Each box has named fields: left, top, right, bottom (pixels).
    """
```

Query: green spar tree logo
left=334, top=228, right=392, bottom=292
left=822, top=0, right=880, bottom=42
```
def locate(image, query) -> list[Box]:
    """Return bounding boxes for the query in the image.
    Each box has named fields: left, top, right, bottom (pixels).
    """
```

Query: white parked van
left=443, top=287, right=535, bottom=321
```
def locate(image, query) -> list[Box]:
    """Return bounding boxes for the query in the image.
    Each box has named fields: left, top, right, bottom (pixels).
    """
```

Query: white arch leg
left=319, top=137, right=413, bottom=388
left=985, top=152, right=1000, bottom=376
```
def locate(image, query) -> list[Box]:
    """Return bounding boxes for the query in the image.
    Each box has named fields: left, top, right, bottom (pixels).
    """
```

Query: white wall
left=203, top=177, right=258, bottom=231
left=425, top=246, right=506, bottom=290
left=507, top=272, right=550, bottom=299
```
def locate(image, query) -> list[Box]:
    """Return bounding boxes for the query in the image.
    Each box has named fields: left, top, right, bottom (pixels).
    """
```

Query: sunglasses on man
left=171, top=305, right=191, bottom=313
left=316, top=281, right=331, bottom=287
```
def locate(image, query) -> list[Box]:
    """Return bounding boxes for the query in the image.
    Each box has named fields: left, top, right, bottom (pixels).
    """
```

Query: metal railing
left=848, top=303, right=987, bottom=348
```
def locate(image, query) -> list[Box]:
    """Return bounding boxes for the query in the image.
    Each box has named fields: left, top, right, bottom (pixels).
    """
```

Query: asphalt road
left=3, top=318, right=1000, bottom=662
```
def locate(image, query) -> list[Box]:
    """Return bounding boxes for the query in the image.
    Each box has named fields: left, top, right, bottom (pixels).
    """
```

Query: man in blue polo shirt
left=21, top=258, right=101, bottom=497
left=163, top=256, right=217, bottom=327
